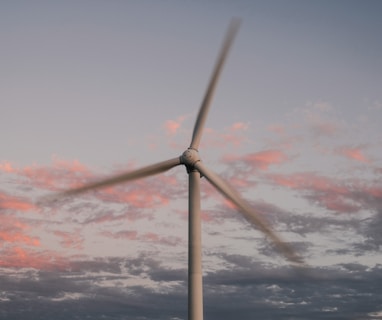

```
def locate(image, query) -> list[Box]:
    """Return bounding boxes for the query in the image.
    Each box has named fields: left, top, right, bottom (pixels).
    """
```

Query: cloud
left=0, top=191, right=41, bottom=254
left=244, top=150, right=289, bottom=170
left=0, top=157, right=94, bottom=191
left=197, top=122, right=250, bottom=149
left=101, top=230, right=181, bottom=246
left=101, top=230, right=138, bottom=240
left=1, top=109, right=381, bottom=319
left=83, top=209, right=132, bottom=224
left=1, top=158, right=184, bottom=213
left=204, top=258, right=382, bottom=319
left=268, top=172, right=355, bottom=213
left=0, top=161, right=17, bottom=173
left=164, top=116, right=187, bottom=136
left=0, top=244, right=381, bottom=320
left=141, top=232, right=181, bottom=246
left=336, top=146, right=370, bottom=163
left=53, top=229, right=84, bottom=250
left=0, top=191, right=36, bottom=211
left=96, top=183, right=170, bottom=208
left=0, top=214, right=40, bottom=246
left=94, top=166, right=182, bottom=208
left=267, top=171, right=382, bottom=218
left=230, top=122, right=249, bottom=131
left=0, top=253, right=188, bottom=318
left=223, top=149, right=289, bottom=172
left=23, top=157, right=94, bottom=190
left=206, top=194, right=379, bottom=260
left=0, top=246, right=70, bottom=270
left=220, top=122, right=250, bottom=147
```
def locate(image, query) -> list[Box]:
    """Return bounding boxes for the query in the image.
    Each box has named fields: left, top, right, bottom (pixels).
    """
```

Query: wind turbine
left=44, top=18, right=303, bottom=320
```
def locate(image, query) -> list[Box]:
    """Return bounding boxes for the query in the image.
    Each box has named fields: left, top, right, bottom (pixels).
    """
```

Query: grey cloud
left=203, top=256, right=382, bottom=320
left=2, top=252, right=381, bottom=320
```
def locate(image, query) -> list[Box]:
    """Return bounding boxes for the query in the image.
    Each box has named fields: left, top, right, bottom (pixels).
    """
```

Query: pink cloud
left=223, top=149, right=288, bottom=171
left=0, top=246, right=70, bottom=270
left=245, top=150, right=288, bottom=170
left=92, top=173, right=181, bottom=210
left=337, top=147, right=370, bottom=163
left=222, top=197, right=237, bottom=210
left=22, top=157, right=93, bottom=190
left=318, top=194, right=360, bottom=213
left=164, top=116, right=186, bottom=136
left=1, top=158, right=178, bottom=211
left=1, top=157, right=94, bottom=191
left=228, top=177, right=253, bottom=188
left=0, top=214, right=40, bottom=246
left=366, top=186, right=382, bottom=198
left=230, top=122, right=249, bottom=131
left=267, top=172, right=382, bottom=214
left=268, top=172, right=349, bottom=194
left=96, top=181, right=171, bottom=209
left=0, top=192, right=36, bottom=211
left=0, top=161, right=17, bottom=173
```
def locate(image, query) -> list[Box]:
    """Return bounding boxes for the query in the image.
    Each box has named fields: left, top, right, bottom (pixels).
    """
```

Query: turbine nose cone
left=181, top=148, right=200, bottom=167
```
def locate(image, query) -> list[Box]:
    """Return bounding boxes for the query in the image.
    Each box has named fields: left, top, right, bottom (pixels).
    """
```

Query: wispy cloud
left=88, top=167, right=181, bottom=210
left=199, top=122, right=250, bottom=149
left=1, top=158, right=183, bottom=211
left=53, top=229, right=84, bottom=250
left=1, top=157, right=93, bottom=191
left=101, top=230, right=138, bottom=240
left=0, top=191, right=36, bottom=211
left=223, top=149, right=289, bottom=171
left=267, top=171, right=382, bottom=215
left=164, top=115, right=187, bottom=136
left=0, top=246, right=70, bottom=270
left=101, top=230, right=181, bottom=246
left=0, top=161, right=17, bottom=173
left=336, top=146, right=370, bottom=163
left=0, top=214, right=40, bottom=246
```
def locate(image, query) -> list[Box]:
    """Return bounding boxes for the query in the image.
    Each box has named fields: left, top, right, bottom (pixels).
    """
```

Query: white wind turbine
left=44, top=19, right=303, bottom=320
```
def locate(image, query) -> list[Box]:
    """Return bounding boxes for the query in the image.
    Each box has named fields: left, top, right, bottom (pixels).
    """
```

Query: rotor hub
left=181, top=148, right=200, bottom=167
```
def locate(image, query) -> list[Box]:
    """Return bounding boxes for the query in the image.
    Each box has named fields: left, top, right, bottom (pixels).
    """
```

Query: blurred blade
left=41, top=157, right=181, bottom=202
left=190, top=18, right=241, bottom=150
left=194, top=161, right=304, bottom=265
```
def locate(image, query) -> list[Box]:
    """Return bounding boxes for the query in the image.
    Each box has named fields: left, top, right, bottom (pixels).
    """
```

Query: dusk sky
left=1, top=1, right=382, bottom=319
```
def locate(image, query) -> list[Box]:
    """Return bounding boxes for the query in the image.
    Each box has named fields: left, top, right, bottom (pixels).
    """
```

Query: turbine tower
left=44, top=18, right=303, bottom=320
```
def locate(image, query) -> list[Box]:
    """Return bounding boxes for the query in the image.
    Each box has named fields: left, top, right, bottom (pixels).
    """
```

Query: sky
left=1, top=0, right=382, bottom=319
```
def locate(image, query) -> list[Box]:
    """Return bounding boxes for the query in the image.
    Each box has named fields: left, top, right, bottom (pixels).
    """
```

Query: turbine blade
left=190, top=18, right=241, bottom=150
left=194, top=161, right=304, bottom=265
left=41, top=157, right=181, bottom=202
